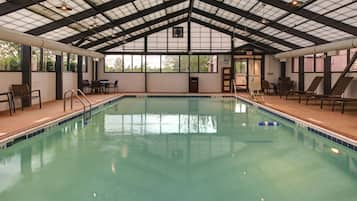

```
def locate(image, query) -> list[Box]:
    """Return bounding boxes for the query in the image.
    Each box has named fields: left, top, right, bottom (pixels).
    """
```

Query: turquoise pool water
left=0, top=97, right=356, bottom=201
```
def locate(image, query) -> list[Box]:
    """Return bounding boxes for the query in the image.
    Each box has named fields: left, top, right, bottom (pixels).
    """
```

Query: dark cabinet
left=189, top=77, right=199, bottom=93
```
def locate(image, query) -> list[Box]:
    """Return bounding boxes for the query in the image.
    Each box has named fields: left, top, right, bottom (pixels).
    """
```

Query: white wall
left=63, top=72, right=78, bottom=94
left=98, top=55, right=231, bottom=93
left=0, top=72, right=22, bottom=111
left=83, top=58, right=93, bottom=81
left=32, top=72, right=56, bottom=103
left=264, top=55, right=280, bottom=84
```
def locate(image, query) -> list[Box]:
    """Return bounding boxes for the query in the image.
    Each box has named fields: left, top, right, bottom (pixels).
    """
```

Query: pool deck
left=0, top=93, right=356, bottom=144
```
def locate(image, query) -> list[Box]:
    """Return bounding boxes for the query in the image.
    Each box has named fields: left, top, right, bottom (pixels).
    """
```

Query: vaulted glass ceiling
left=0, top=0, right=356, bottom=53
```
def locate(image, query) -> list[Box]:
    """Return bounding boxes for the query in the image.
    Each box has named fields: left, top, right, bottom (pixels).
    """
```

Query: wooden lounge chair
left=11, top=84, right=42, bottom=111
left=286, top=76, right=323, bottom=103
left=0, top=92, right=14, bottom=115
left=332, top=97, right=357, bottom=114
left=304, top=77, right=353, bottom=107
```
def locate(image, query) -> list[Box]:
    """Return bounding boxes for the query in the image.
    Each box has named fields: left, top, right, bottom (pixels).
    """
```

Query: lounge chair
left=332, top=97, right=357, bottom=114
left=278, top=77, right=294, bottom=98
left=11, top=84, right=42, bottom=111
left=0, top=92, right=14, bottom=115
left=286, top=76, right=323, bottom=103
left=304, top=77, right=353, bottom=108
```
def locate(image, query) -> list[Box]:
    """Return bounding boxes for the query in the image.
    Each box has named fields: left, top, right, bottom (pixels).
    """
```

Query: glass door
left=248, top=58, right=261, bottom=92
left=234, top=59, right=248, bottom=90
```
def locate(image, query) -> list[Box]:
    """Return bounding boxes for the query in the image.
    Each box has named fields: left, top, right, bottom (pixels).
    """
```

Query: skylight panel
left=168, top=14, right=188, bottom=23
left=343, top=16, right=357, bottom=27
left=233, top=39, right=248, bottom=48
left=104, top=3, right=137, bottom=20
left=121, top=18, right=145, bottom=29
left=278, top=14, right=308, bottom=27
left=260, top=27, right=281, bottom=36
left=90, top=0, right=112, bottom=6
left=294, top=20, right=324, bottom=32
left=216, top=9, right=240, bottom=21
left=39, top=0, right=90, bottom=17
left=40, top=27, right=80, bottom=41
left=324, top=2, right=357, bottom=21
left=224, top=0, right=258, bottom=11
left=238, top=18, right=265, bottom=30
left=194, top=1, right=219, bottom=14
left=250, top=3, right=287, bottom=21
left=305, top=0, right=353, bottom=14
left=143, top=10, right=166, bottom=21
left=27, top=4, right=63, bottom=21
left=308, top=26, right=353, bottom=41
left=270, top=43, right=291, bottom=51
left=286, top=37, right=314, bottom=47
left=0, top=9, right=52, bottom=32
left=167, top=1, right=189, bottom=14
left=134, top=0, right=163, bottom=10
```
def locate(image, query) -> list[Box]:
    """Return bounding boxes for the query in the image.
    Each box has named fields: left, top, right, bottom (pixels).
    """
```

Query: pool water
left=0, top=97, right=356, bottom=201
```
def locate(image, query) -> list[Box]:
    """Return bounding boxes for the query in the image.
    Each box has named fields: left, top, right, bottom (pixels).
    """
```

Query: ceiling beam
left=0, top=0, right=45, bottom=16
left=60, top=0, right=187, bottom=44
left=99, top=18, right=188, bottom=52
left=81, top=9, right=189, bottom=49
left=26, top=0, right=134, bottom=35
left=258, top=0, right=357, bottom=35
left=200, top=0, right=327, bottom=44
left=193, top=8, right=301, bottom=49
left=191, top=18, right=281, bottom=53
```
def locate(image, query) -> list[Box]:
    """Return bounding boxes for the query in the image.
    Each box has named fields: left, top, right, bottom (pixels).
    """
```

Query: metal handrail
left=63, top=89, right=93, bottom=123
left=231, top=79, right=237, bottom=98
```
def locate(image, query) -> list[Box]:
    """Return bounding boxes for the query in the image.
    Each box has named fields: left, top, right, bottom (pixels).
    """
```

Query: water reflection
left=104, top=114, right=217, bottom=135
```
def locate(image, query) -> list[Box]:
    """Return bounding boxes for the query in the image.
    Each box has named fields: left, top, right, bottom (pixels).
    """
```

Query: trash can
left=189, top=77, right=199, bottom=93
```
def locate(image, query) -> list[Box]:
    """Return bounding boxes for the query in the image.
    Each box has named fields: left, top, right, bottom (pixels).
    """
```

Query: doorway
left=234, top=55, right=263, bottom=92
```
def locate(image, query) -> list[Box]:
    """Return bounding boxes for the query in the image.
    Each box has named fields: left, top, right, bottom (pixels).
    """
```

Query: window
left=331, top=50, right=347, bottom=72
left=161, top=55, right=179, bottom=72
left=189, top=55, right=199, bottom=72
left=199, top=55, right=217, bottom=72
left=43, top=49, right=56, bottom=72
left=315, top=53, right=324, bottom=72
left=31, top=47, right=41, bottom=71
left=68, top=54, right=78, bottom=72
left=63, top=53, right=68, bottom=71
left=132, top=55, right=142, bottom=72
left=123, top=55, right=132, bottom=72
left=180, top=55, right=189, bottom=72
left=146, top=55, right=160, bottom=72
left=105, top=55, right=123, bottom=72
left=235, top=60, right=247, bottom=73
left=0, top=40, right=21, bottom=71
left=292, top=57, right=299, bottom=73
left=304, top=55, right=314, bottom=72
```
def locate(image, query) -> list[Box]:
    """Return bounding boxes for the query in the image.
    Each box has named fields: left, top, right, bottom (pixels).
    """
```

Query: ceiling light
left=56, top=1, right=72, bottom=11
left=290, top=0, right=303, bottom=7
left=261, top=18, right=269, bottom=24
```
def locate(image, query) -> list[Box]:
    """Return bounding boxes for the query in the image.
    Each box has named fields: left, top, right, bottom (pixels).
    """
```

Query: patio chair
left=0, top=92, right=14, bottom=115
left=82, top=80, right=91, bottom=93
left=304, top=77, right=353, bottom=107
left=286, top=76, right=323, bottom=103
left=11, top=84, right=42, bottom=111
left=107, top=80, right=119, bottom=93
left=278, top=77, right=294, bottom=98
left=261, top=80, right=275, bottom=95
left=91, top=80, right=104, bottom=94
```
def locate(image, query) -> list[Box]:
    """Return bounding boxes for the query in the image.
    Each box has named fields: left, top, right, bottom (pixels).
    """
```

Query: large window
left=132, top=55, right=142, bottom=72
left=63, top=53, right=68, bottom=71
left=161, top=55, right=179, bottom=72
left=123, top=55, right=133, bottom=72
left=105, top=55, right=123, bottom=72
left=146, top=55, right=161, bottom=72
left=350, top=48, right=357, bottom=71
left=31, top=47, right=41, bottom=71
left=82, top=56, right=88, bottom=73
left=180, top=55, right=189, bottom=72
left=304, top=55, right=314, bottom=72
left=199, top=55, right=217, bottom=72
left=104, top=54, right=219, bottom=73
left=68, top=54, right=78, bottom=72
left=331, top=50, right=347, bottom=72
left=43, top=49, right=56, bottom=72
left=0, top=40, right=21, bottom=71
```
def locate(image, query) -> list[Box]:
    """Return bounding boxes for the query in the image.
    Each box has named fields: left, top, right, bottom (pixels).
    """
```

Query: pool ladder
left=231, top=79, right=237, bottom=98
left=63, top=89, right=93, bottom=123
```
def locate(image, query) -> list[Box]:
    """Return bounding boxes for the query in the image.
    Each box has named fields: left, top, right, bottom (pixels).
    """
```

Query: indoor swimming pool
left=0, top=97, right=356, bottom=201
